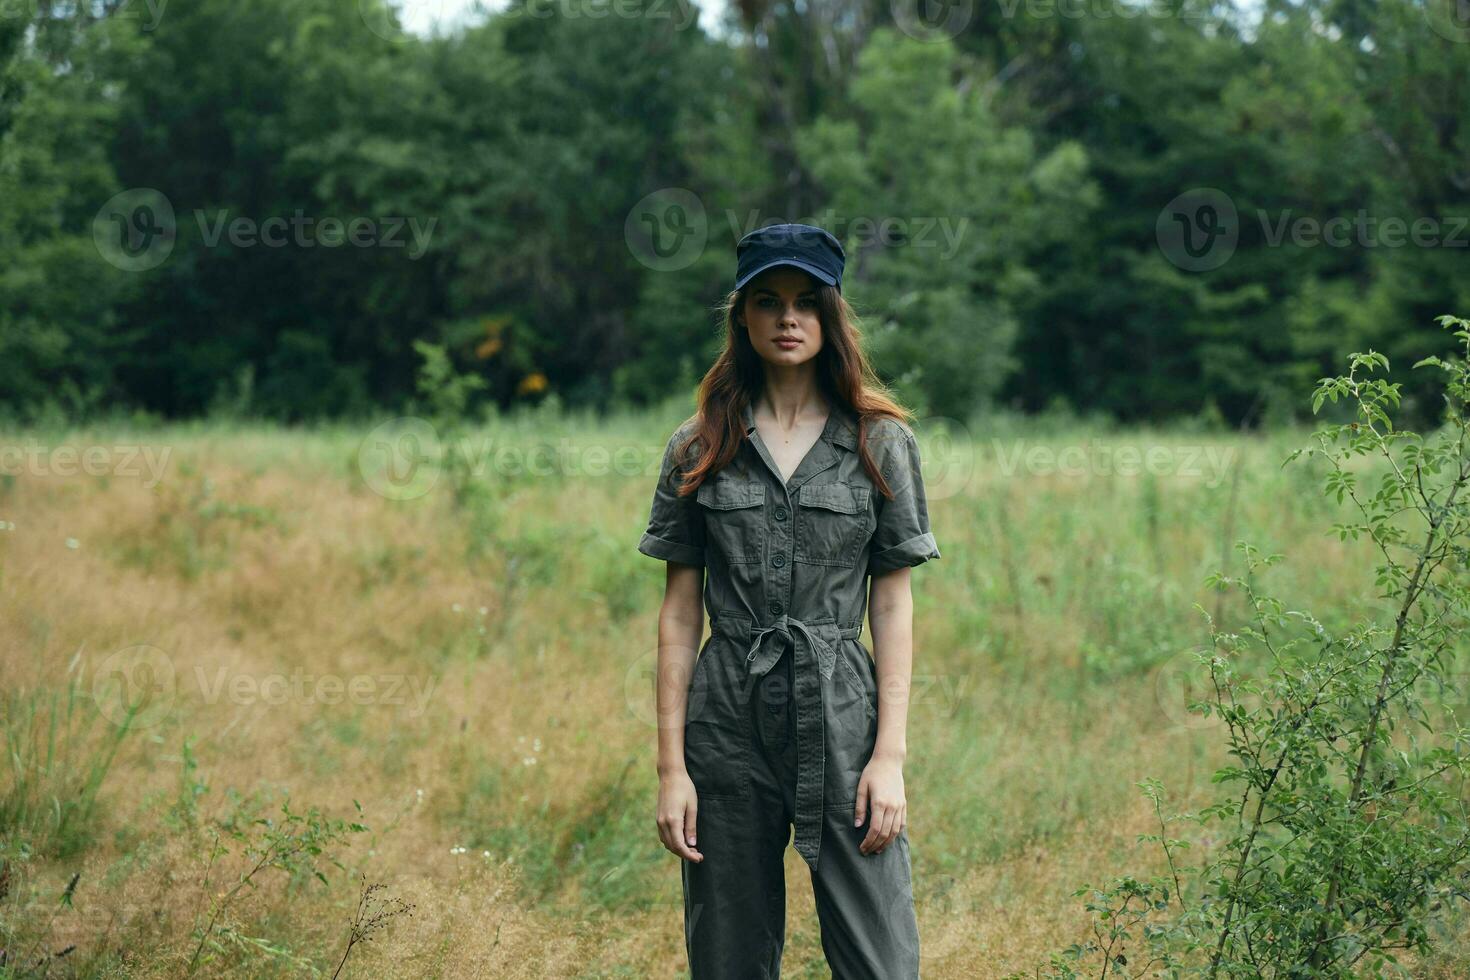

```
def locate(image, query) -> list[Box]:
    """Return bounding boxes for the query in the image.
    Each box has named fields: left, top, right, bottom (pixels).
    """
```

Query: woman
left=637, top=222, right=941, bottom=979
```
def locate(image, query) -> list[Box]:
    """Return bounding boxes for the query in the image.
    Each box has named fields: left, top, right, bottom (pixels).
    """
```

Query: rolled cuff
left=867, top=532, right=941, bottom=576
left=638, top=531, right=704, bottom=567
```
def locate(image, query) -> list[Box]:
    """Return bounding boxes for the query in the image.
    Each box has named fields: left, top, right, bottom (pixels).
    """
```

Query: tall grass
left=0, top=401, right=1464, bottom=975
left=2, top=659, right=137, bottom=861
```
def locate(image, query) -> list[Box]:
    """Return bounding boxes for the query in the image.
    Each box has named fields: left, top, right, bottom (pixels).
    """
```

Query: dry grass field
left=3, top=408, right=1468, bottom=977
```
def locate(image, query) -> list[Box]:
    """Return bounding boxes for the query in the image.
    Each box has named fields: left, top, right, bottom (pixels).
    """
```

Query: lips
left=775, top=336, right=801, bottom=345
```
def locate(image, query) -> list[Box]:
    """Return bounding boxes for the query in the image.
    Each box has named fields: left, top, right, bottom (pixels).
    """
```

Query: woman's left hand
left=854, top=753, right=906, bottom=855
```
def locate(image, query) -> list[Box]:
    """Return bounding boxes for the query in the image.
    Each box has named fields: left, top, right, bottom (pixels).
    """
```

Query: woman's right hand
left=655, top=769, right=703, bottom=862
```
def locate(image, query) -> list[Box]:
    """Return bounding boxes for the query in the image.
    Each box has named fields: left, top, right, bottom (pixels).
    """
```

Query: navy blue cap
left=734, top=223, right=845, bottom=292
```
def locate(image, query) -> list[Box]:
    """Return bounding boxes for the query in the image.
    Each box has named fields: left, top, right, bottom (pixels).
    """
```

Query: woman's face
left=741, top=267, right=825, bottom=366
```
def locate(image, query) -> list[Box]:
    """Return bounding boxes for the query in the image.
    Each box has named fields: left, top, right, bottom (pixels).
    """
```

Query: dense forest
left=2, top=0, right=1467, bottom=426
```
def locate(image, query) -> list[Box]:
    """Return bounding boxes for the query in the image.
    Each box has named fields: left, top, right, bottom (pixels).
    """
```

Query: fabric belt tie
left=713, top=613, right=862, bottom=869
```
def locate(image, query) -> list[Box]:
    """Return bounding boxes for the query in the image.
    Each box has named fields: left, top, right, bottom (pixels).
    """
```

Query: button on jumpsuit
left=638, top=400, right=942, bottom=980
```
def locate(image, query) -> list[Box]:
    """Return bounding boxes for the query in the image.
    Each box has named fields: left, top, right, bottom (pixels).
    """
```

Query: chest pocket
left=697, top=477, right=765, bottom=564
left=794, top=481, right=870, bottom=567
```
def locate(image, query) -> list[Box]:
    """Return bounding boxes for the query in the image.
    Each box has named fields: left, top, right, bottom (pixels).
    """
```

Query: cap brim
left=734, top=258, right=839, bottom=291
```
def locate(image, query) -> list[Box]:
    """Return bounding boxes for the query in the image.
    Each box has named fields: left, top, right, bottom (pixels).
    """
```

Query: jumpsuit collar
left=740, top=398, right=859, bottom=493
left=740, top=398, right=858, bottom=451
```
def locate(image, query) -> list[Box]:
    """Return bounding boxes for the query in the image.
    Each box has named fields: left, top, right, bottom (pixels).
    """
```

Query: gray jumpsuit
left=638, top=400, right=941, bottom=979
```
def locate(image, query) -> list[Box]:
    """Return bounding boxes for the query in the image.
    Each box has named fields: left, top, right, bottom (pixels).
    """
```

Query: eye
left=798, top=296, right=817, bottom=308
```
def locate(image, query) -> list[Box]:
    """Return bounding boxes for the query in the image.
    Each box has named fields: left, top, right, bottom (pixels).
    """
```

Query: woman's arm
left=654, top=560, right=705, bottom=862
left=857, top=566, right=914, bottom=855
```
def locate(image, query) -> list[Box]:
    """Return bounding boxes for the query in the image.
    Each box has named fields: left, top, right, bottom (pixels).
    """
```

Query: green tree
left=798, top=28, right=1099, bottom=419
left=0, top=8, right=141, bottom=419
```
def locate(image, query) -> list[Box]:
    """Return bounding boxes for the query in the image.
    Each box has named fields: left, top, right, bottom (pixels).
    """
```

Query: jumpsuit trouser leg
left=682, top=644, right=920, bottom=980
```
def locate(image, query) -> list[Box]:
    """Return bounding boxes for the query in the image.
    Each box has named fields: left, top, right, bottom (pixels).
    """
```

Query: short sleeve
left=867, top=424, right=941, bottom=576
left=637, top=425, right=706, bottom=566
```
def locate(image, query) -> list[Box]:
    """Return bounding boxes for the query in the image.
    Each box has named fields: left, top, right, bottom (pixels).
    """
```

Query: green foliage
left=413, top=339, right=488, bottom=427
left=110, top=467, right=283, bottom=580
left=1023, top=315, right=1470, bottom=977
left=411, top=339, right=489, bottom=514
left=1, top=0, right=1468, bottom=427
left=0, top=8, right=143, bottom=421
left=799, top=29, right=1099, bottom=419
left=1, top=662, right=137, bottom=861
left=186, top=798, right=370, bottom=976
left=169, top=734, right=210, bottom=833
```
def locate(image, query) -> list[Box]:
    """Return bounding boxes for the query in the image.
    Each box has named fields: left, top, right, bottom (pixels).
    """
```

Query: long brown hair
left=671, top=276, right=914, bottom=501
